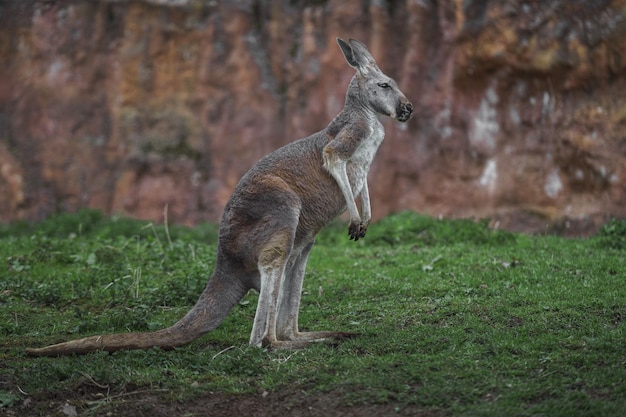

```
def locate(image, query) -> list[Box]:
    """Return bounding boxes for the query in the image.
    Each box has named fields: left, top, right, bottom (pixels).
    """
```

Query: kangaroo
left=26, top=38, right=413, bottom=356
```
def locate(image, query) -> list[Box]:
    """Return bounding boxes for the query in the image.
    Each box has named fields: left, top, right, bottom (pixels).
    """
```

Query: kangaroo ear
left=336, top=37, right=378, bottom=75
left=337, top=38, right=359, bottom=69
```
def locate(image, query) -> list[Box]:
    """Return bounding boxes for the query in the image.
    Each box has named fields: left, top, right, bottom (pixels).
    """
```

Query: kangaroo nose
left=397, top=101, right=413, bottom=122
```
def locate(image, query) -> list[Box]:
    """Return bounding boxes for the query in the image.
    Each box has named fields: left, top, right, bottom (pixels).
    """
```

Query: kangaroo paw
left=348, top=221, right=368, bottom=241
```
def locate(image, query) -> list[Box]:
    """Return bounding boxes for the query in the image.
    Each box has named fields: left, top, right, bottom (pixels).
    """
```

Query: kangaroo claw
left=348, top=221, right=368, bottom=241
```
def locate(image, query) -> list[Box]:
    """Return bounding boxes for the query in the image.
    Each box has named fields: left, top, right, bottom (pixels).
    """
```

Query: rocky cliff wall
left=1, top=0, right=625, bottom=235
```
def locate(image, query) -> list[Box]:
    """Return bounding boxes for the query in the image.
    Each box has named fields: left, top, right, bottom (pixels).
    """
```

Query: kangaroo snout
left=396, top=101, right=413, bottom=122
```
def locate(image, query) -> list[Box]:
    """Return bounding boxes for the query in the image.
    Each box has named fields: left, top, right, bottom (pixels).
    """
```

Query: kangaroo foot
left=263, top=331, right=359, bottom=350
left=292, top=331, right=358, bottom=342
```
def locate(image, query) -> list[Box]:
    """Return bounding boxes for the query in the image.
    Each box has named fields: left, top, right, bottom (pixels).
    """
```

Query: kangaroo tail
left=26, top=272, right=248, bottom=356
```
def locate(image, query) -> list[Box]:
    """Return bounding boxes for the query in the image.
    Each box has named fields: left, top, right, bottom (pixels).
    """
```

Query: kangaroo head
left=337, top=38, right=413, bottom=122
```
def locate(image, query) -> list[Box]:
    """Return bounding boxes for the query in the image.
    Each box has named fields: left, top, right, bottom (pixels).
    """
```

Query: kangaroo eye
left=377, top=82, right=391, bottom=89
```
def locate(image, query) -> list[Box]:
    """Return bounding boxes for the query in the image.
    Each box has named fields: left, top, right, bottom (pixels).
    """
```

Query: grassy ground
left=0, top=210, right=625, bottom=416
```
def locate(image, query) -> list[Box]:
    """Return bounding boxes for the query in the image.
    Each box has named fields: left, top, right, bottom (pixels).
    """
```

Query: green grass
left=1, top=209, right=625, bottom=416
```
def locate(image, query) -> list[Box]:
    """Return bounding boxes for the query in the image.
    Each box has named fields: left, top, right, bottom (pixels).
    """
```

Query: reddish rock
left=1, top=0, right=625, bottom=235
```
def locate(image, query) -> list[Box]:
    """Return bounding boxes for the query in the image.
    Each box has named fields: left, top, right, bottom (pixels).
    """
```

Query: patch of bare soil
left=4, top=389, right=448, bottom=417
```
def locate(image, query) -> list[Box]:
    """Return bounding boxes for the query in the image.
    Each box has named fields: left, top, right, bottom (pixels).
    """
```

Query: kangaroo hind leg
left=249, top=225, right=296, bottom=348
left=272, top=239, right=357, bottom=349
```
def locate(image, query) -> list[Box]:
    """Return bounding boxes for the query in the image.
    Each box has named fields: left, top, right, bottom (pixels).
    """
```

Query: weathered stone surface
left=1, top=0, right=625, bottom=235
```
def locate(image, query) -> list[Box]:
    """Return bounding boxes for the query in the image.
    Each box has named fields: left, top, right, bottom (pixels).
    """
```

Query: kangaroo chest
left=347, top=122, right=385, bottom=196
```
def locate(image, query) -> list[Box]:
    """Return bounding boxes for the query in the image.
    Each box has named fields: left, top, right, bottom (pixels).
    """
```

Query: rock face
left=1, top=0, right=625, bottom=235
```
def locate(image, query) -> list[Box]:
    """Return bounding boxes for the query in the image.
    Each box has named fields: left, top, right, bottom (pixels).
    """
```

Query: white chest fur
left=347, top=121, right=385, bottom=197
